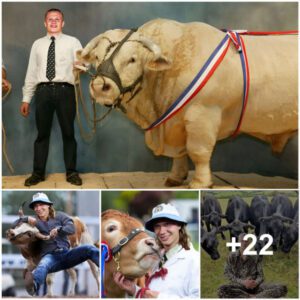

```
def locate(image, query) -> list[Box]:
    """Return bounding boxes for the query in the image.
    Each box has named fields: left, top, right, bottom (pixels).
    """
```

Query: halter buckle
left=118, top=237, right=129, bottom=246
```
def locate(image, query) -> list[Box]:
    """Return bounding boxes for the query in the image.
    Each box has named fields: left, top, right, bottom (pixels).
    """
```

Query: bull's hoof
left=165, top=177, right=184, bottom=187
left=188, top=180, right=213, bottom=189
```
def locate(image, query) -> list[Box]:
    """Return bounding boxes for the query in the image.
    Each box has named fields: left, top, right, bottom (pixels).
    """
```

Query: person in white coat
left=113, top=203, right=200, bottom=298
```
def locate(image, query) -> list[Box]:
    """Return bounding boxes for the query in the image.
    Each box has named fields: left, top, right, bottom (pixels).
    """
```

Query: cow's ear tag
left=146, top=55, right=172, bottom=71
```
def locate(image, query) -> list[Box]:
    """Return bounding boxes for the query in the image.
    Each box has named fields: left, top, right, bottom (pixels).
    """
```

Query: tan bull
left=101, top=209, right=161, bottom=298
left=78, top=18, right=297, bottom=188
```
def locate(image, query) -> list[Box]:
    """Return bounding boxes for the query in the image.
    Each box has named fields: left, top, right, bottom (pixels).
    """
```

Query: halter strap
left=111, top=228, right=144, bottom=256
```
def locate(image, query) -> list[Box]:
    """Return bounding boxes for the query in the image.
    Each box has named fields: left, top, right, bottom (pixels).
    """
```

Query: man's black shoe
left=66, top=173, right=82, bottom=186
left=24, top=270, right=36, bottom=296
left=24, top=174, right=45, bottom=187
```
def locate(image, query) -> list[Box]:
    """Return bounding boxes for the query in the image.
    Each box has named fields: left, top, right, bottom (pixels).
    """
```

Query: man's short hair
left=45, top=8, right=64, bottom=20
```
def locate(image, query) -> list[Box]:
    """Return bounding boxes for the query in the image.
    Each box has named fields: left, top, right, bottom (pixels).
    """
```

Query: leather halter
left=95, top=29, right=143, bottom=110
left=111, top=227, right=144, bottom=256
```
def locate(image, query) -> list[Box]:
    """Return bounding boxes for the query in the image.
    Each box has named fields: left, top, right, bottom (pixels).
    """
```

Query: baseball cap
left=145, top=203, right=187, bottom=232
left=29, top=192, right=53, bottom=209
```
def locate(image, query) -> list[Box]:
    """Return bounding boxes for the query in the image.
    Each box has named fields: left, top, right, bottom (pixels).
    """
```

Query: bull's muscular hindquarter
left=79, top=19, right=297, bottom=188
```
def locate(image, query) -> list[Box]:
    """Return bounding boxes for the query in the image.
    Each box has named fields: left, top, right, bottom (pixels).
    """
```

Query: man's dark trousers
left=33, top=83, right=77, bottom=177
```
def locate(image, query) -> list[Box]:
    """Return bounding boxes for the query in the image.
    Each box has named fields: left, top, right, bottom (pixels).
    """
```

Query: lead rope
left=74, top=70, right=113, bottom=142
left=2, top=83, right=14, bottom=173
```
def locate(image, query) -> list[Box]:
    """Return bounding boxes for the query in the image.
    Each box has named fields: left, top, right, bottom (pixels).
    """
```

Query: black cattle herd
left=201, top=194, right=298, bottom=260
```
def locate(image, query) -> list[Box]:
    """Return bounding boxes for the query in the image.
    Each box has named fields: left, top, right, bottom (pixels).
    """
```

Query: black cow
left=202, top=194, right=226, bottom=239
left=281, top=199, right=298, bottom=253
left=260, top=194, right=294, bottom=250
left=249, top=195, right=271, bottom=235
left=224, top=196, right=255, bottom=239
left=249, top=195, right=272, bottom=251
left=201, top=226, right=227, bottom=260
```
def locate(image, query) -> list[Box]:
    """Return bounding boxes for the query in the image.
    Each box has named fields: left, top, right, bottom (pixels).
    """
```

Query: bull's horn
left=18, top=201, right=27, bottom=217
left=279, top=215, right=294, bottom=223
left=138, top=36, right=162, bottom=60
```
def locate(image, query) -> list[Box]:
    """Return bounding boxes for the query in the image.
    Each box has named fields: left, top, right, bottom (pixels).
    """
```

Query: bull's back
left=240, top=35, right=298, bottom=134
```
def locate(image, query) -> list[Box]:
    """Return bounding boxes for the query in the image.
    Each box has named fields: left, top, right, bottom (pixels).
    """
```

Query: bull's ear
left=79, top=33, right=104, bottom=62
left=146, top=55, right=172, bottom=71
left=77, top=48, right=95, bottom=63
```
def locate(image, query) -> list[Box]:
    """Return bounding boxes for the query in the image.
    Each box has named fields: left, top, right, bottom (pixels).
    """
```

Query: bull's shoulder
left=140, top=18, right=221, bottom=36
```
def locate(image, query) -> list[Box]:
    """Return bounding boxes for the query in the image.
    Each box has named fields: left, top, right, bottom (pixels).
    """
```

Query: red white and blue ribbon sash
left=226, top=31, right=249, bottom=137
left=145, top=30, right=298, bottom=137
left=101, top=241, right=112, bottom=298
left=145, top=33, right=232, bottom=131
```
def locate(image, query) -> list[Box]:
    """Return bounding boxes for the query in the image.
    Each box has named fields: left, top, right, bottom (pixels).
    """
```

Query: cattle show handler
left=20, top=8, right=82, bottom=186
left=114, top=203, right=200, bottom=298
left=23, top=192, right=99, bottom=296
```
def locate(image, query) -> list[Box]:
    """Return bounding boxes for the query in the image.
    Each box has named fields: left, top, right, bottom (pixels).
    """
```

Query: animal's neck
left=19, top=241, right=41, bottom=264
left=104, top=262, right=127, bottom=298
left=121, top=79, right=165, bottom=129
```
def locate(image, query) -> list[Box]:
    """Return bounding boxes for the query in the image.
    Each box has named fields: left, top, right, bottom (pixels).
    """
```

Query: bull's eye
left=107, top=225, right=117, bottom=232
left=129, top=57, right=136, bottom=64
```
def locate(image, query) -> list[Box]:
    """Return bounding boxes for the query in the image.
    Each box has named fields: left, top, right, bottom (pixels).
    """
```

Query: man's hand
left=243, top=279, right=258, bottom=289
left=2, top=78, right=10, bottom=94
left=49, top=228, right=59, bottom=238
left=143, top=290, right=159, bottom=298
left=73, top=62, right=88, bottom=73
left=113, top=271, right=136, bottom=296
left=27, top=216, right=37, bottom=226
left=20, top=102, right=30, bottom=117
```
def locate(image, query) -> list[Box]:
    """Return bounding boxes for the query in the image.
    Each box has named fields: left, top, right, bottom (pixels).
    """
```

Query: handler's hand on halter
left=73, top=62, right=88, bottom=73
left=113, top=271, right=136, bottom=296
left=143, top=290, right=159, bottom=298
left=27, top=216, right=37, bottom=226
left=49, top=228, right=59, bottom=238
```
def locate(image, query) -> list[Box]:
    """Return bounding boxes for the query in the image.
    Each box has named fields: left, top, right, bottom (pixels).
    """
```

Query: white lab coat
left=136, top=247, right=200, bottom=298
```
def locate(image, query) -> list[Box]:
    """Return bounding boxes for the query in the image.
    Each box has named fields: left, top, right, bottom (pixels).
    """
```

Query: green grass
left=201, top=191, right=298, bottom=298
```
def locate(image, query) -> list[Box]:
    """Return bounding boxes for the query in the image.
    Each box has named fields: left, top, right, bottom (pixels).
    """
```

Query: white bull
left=78, top=18, right=298, bottom=188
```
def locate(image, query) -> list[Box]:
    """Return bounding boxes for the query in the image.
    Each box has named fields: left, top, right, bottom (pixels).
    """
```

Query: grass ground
left=201, top=191, right=298, bottom=298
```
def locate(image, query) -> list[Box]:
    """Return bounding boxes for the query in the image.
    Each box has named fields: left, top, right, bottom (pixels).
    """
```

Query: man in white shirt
left=20, top=8, right=82, bottom=186
left=113, top=203, right=200, bottom=298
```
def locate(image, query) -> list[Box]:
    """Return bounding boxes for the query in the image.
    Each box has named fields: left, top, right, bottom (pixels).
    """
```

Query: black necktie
left=46, top=36, right=55, bottom=81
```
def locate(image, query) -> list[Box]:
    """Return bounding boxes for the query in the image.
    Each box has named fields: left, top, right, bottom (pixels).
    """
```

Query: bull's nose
left=102, top=83, right=111, bottom=92
left=145, top=238, right=156, bottom=247
left=6, top=230, right=14, bottom=237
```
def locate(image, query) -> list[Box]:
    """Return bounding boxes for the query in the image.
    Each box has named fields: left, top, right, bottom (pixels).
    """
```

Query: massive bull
left=78, top=18, right=297, bottom=188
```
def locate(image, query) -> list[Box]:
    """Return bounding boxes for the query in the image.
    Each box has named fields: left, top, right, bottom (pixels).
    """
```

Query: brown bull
left=102, top=209, right=161, bottom=298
